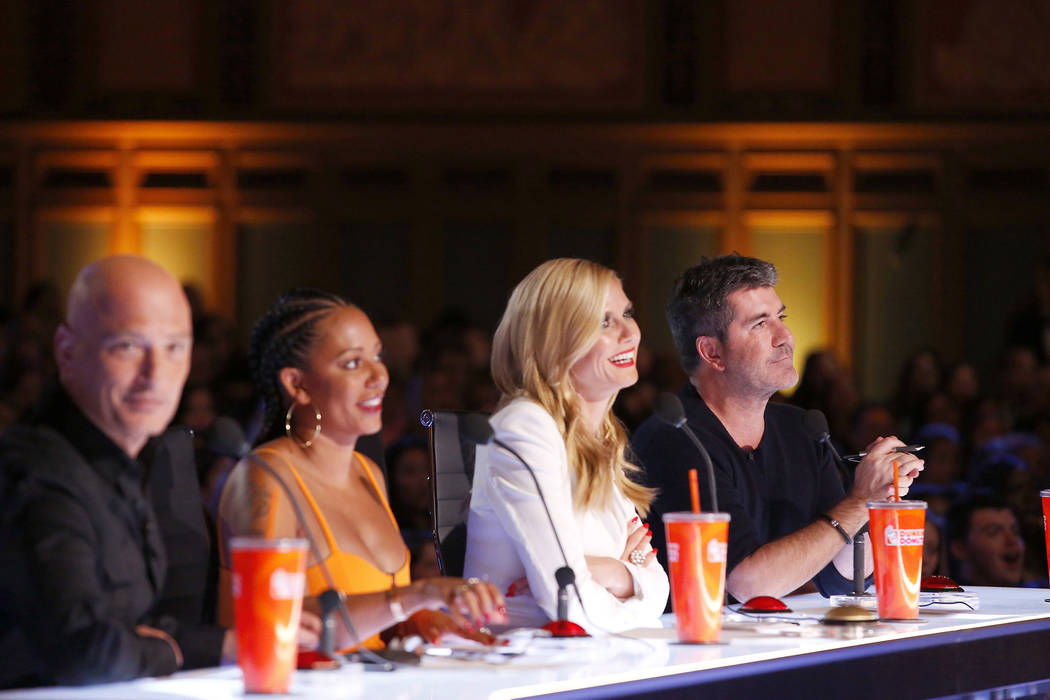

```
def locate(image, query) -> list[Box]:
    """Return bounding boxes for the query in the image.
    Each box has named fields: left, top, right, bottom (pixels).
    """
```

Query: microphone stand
left=490, top=437, right=590, bottom=638
left=654, top=393, right=718, bottom=512
left=460, top=415, right=588, bottom=637
left=823, top=432, right=874, bottom=601
left=808, top=423, right=873, bottom=608
left=852, top=524, right=870, bottom=596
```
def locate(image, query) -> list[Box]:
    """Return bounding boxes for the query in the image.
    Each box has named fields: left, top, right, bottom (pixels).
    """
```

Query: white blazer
left=464, top=398, right=669, bottom=633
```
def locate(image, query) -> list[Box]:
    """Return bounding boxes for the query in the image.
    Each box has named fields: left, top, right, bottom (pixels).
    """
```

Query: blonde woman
left=464, top=259, right=669, bottom=632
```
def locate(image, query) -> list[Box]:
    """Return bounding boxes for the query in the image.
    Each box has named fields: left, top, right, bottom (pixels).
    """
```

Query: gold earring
left=285, top=402, right=322, bottom=448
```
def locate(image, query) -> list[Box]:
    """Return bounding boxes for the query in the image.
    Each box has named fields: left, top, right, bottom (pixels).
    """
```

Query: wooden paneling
left=2, top=119, right=1048, bottom=389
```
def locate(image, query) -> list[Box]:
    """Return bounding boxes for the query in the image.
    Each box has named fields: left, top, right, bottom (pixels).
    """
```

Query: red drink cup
left=231, top=538, right=308, bottom=694
left=1042, top=490, right=1050, bottom=583
left=663, top=512, right=730, bottom=643
left=867, top=501, right=926, bottom=620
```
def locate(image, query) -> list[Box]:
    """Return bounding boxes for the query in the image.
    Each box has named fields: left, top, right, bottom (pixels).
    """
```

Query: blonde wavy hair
left=491, top=258, right=655, bottom=516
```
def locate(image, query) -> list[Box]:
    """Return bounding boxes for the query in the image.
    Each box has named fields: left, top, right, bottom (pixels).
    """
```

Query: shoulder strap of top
left=256, top=447, right=339, bottom=552
left=354, top=452, right=401, bottom=532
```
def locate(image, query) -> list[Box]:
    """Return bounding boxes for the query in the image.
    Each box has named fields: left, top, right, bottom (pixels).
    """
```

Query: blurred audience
left=922, top=514, right=946, bottom=579
left=385, top=435, right=434, bottom=538
left=2, top=271, right=1049, bottom=592
left=789, top=349, right=859, bottom=447
left=946, top=495, right=1025, bottom=587
left=893, top=347, right=942, bottom=439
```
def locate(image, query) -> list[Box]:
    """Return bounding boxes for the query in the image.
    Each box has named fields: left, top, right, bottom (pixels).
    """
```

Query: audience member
left=947, top=495, right=1025, bottom=587
left=922, top=514, right=946, bottom=579
left=908, top=422, right=964, bottom=515
left=790, top=348, right=862, bottom=441
left=385, top=435, right=434, bottom=537
left=846, top=403, right=898, bottom=456
left=893, top=347, right=942, bottom=438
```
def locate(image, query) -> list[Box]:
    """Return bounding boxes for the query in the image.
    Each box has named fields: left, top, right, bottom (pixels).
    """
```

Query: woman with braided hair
left=218, top=289, right=504, bottom=650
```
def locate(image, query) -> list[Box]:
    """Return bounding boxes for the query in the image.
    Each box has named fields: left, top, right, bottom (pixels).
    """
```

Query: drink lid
left=230, top=537, right=309, bottom=551
left=662, top=511, right=730, bottom=522
left=866, top=500, right=927, bottom=509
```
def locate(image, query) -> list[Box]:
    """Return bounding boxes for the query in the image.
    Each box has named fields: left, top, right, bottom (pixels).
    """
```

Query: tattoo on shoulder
left=246, top=470, right=275, bottom=536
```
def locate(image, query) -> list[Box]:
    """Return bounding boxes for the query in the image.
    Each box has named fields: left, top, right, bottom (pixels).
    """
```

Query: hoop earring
left=285, top=402, right=322, bottom=448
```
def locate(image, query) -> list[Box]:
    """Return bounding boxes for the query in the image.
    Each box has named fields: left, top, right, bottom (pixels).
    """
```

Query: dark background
left=0, top=0, right=1048, bottom=397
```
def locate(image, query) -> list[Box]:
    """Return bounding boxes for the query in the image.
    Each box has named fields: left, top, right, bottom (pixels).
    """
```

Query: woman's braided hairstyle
left=248, top=287, right=351, bottom=444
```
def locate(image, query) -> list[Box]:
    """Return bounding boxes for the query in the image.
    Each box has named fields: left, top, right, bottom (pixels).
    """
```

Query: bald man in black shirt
left=0, top=257, right=317, bottom=688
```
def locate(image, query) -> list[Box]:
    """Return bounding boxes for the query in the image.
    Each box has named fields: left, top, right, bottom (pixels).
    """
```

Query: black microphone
left=207, top=417, right=396, bottom=670
left=653, top=393, right=719, bottom=512
left=460, top=414, right=588, bottom=637
left=801, top=409, right=847, bottom=467
left=800, top=409, right=869, bottom=595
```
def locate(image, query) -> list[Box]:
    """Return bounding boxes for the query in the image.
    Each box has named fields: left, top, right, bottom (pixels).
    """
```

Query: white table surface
left=3, top=586, right=1048, bottom=700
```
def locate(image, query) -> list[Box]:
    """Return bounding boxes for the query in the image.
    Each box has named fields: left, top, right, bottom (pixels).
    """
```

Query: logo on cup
left=884, top=525, right=924, bottom=547
left=667, top=542, right=680, bottom=564
left=232, top=572, right=242, bottom=598
left=706, top=539, right=727, bottom=563
left=269, top=569, right=306, bottom=601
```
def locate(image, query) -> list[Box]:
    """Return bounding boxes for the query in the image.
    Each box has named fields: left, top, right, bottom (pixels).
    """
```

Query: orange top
left=224, top=449, right=411, bottom=650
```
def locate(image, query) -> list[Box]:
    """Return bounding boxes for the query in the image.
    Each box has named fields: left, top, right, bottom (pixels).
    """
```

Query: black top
left=0, top=386, right=220, bottom=687
left=631, top=383, right=855, bottom=600
left=141, top=422, right=226, bottom=669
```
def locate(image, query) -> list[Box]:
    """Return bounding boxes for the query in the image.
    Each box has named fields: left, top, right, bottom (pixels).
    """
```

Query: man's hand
left=135, top=625, right=183, bottom=669
left=850, top=436, right=925, bottom=502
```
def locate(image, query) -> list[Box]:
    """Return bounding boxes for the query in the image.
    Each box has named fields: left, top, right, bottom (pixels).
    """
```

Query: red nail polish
left=653, top=548, right=658, bottom=554
left=631, top=516, right=639, bottom=523
left=497, top=604, right=507, bottom=615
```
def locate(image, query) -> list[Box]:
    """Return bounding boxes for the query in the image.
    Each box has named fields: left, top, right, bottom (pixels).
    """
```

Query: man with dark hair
left=632, top=254, right=924, bottom=602
left=947, top=495, right=1025, bottom=587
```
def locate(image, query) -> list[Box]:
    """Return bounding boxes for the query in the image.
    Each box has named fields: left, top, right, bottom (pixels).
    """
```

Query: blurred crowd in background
left=1, top=271, right=1048, bottom=591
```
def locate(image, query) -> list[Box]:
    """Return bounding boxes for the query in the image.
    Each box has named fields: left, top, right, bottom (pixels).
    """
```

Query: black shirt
left=142, top=423, right=225, bottom=670
left=0, top=387, right=218, bottom=687
left=631, top=383, right=855, bottom=600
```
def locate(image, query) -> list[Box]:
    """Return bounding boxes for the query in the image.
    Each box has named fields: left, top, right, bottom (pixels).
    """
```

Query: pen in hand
left=842, top=445, right=925, bottom=462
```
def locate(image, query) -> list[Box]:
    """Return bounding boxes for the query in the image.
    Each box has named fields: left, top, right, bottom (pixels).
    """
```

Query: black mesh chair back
left=420, top=409, right=487, bottom=577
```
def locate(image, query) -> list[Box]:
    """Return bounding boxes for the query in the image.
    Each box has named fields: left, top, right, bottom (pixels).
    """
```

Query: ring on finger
left=466, top=577, right=481, bottom=586
left=629, top=549, right=647, bottom=566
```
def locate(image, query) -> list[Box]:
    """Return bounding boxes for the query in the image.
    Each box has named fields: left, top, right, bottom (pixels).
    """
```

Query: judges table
left=3, top=587, right=1048, bottom=700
